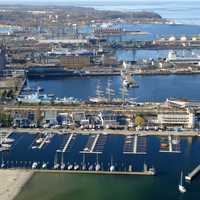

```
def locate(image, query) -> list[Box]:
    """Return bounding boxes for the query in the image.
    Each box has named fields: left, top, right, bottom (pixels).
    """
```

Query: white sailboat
left=53, top=152, right=59, bottom=169
left=178, top=171, right=186, bottom=193
left=109, top=156, right=115, bottom=172
left=82, top=153, right=86, bottom=170
left=60, top=152, right=65, bottom=170
left=95, top=153, right=101, bottom=171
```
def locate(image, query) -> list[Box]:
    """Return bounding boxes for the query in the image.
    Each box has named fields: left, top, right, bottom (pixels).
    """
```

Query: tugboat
left=179, top=171, right=187, bottom=193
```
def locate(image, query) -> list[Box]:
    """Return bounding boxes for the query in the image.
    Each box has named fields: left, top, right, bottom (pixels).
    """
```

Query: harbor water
left=28, top=74, right=200, bottom=102
left=0, top=132, right=198, bottom=200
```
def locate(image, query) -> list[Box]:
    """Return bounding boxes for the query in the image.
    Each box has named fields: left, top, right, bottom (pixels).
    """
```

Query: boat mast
left=96, top=80, right=104, bottom=98
left=106, top=78, right=115, bottom=102
left=180, top=171, right=183, bottom=186
left=120, top=85, right=128, bottom=102
left=54, top=152, right=57, bottom=166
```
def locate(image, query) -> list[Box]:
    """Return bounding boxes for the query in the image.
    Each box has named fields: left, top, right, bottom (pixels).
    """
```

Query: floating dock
left=57, top=134, right=75, bottom=153
left=185, top=164, right=200, bottom=181
left=159, top=135, right=181, bottom=153
left=123, top=135, right=147, bottom=154
left=38, top=134, right=53, bottom=149
left=80, top=134, right=107, bottom=154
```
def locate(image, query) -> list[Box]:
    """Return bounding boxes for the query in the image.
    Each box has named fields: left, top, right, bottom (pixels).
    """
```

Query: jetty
left=80, top=134, right=105, bottom=154
left=33, top=169, right=155, bottom=176
left=62, top=133, right=74, bottom=152
left=185, top=164, right=200, bottom=181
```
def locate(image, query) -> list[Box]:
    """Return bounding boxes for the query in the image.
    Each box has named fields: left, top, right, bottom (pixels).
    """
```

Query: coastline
left=0, top=169, right=34, bottom=200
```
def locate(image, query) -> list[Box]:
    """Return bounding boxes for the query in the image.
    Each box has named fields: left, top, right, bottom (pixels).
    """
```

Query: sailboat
left=106, top=78, right=115, bottom=102
left=89, top=80, right=107, bottom=103
left=60, top=152, right=65, bottom=170
left=178, top=171, right=186, bottom=193
left=1, top=154, right=5, bottom=168
left=95, top=153, right=101, bottom=171
left=109, top=156, right=115, bottom=172
left=53, top=152, right=59, bottom=169
left=82, top=153, right=86, bottom=170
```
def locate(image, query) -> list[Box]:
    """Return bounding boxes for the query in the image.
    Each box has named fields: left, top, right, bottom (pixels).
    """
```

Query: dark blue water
left=1, top=133, right=200, bottom=173
left=28, top=74, right=200, bottom=102
left=10, top=132, right=200, bottom=200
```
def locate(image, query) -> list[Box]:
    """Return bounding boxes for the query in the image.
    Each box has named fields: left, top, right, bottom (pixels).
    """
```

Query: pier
left=80, top=134, right=106, bottom=154
left=159, top=135, right=181, bottom=153
left=123, top=135, right=147, bottom=154
left=185, top=164, right=200, bottom=181
left=32, top=169, right=155, bottom=176
left=38, top=134, right=53, bottom=149
left=62, top=134, right=74, bottom=153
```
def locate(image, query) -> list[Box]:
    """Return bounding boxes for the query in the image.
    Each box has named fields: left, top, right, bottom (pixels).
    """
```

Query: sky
left=0, top=0, right=199, bottom=3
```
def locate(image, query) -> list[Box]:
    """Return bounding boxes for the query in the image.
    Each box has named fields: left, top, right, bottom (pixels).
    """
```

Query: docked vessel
left=121, top=62, right=139, bottom=88
left=42, top=162, right=47, bottom=169
left=95, top=154, right=101, bottom=171
left=53, top=153, right=59, bottom=169
left=110, top=157, right=115, bottom=172
left=68, top=164, right=73, bottom=170
left=32, top=162, right=38, bottom=169
left=60, top=152, right=65, bottom=170
left=89, top=80, right=107, bottom=103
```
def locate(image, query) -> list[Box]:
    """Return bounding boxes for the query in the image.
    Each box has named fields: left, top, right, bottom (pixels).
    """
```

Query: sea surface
left=1, top=132, right=197, bottom=200
left=62, top=0, right=200, bottom=25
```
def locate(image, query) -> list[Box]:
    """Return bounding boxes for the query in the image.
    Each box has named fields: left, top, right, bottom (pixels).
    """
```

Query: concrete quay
left=0, top=128, right=198, bottom=137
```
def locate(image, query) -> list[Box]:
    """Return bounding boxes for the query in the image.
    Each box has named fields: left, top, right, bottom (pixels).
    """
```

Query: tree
left=135, top=115, right=145, bottom=127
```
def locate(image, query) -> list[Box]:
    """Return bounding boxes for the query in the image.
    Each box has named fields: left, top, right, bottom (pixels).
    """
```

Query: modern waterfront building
left=157, top=109, right=195, bottom=129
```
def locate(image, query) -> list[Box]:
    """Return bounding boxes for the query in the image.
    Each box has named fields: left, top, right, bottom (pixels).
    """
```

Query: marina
left=0, top=132, right=199, bottom=179
left=159, top=135, right=181, bottom=153
left=123, top=135, right=147, bottom=154
left=57, top=133, right=76, bottom=153
left=80, top=134, right=107, bottom=154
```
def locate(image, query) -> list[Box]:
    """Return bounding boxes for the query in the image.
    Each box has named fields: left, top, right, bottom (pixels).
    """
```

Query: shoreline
left=0, top=169, right=33, bottom=200
left=0, top=128, right=199, bottom=137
